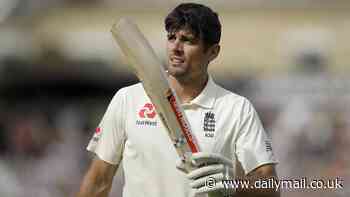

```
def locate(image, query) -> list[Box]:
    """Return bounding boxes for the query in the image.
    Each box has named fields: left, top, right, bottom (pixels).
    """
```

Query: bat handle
left=182, top=153, right=195, bottom=173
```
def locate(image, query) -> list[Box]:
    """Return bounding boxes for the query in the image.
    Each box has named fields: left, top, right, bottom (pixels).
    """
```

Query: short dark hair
left=165, top=3, right=221, bottom=47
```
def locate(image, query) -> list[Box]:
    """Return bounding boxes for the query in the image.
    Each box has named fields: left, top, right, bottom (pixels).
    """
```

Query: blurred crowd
left=0, top=56, right=130, bottom=197
left=251, top=73, right=350, bottom=197
left=0, top=96, right=107, bottom=196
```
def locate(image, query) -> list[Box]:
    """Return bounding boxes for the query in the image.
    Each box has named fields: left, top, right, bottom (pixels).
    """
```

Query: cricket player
left=77, top=3, right=279, bottom=197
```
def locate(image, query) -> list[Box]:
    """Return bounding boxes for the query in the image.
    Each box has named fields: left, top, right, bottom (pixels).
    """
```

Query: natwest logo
left=138, top=103, right=156, bottom=119
left=95, top=127, right=101, bottom=134
left=136, top=103, right=158, bottom=127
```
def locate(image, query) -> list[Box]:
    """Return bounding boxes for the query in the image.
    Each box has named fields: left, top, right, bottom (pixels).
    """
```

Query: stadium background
left=0, top=0, right=349, bottom=196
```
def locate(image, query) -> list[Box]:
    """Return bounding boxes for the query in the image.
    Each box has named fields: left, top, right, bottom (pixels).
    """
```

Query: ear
left=207, top=44, right=220, bottom=62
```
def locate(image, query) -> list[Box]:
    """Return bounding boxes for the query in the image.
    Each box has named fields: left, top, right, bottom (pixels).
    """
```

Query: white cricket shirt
left=87, top=76, right=277, bottom=197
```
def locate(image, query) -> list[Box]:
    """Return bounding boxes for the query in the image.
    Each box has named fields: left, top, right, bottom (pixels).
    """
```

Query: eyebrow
left=181, top=34, right=195, bottom=40
left=167, top=32, right=197, bottom=42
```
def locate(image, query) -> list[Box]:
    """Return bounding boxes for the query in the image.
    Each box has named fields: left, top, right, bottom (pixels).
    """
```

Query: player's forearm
left=235, top=176, right=280, bottom=197
left=77, top=173, right=113, bottom=197
left=77, top=158, right=118, bottom=197
left=232, top=164, right=280, bottom=197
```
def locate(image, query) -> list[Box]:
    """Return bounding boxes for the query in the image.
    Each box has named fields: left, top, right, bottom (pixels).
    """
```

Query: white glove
left=176, top=152, right=236, bottom=197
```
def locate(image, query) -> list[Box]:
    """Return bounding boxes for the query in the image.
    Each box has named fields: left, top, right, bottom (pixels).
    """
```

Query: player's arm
left=236, top=164, right=280, bottom=197
left=77, top=157, right=118, bottom=197
left=234, top=99, right=279, bottom=197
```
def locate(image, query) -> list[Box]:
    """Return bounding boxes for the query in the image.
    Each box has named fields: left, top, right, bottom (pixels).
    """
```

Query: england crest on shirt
left=203, top=111, right=215, bottom=138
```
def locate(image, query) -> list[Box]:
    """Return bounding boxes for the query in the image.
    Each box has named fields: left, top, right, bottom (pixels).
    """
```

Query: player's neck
left=168, top=74, right=208, bottom=104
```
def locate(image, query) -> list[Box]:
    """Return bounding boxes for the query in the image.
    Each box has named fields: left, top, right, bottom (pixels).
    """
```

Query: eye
left=167, top=33, right=176, bottom=41
left=181, top=36, right=195, bottom=45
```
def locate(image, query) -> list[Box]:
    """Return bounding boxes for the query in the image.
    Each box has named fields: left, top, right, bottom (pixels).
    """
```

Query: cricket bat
left=111, top=18, right=200, bottom=172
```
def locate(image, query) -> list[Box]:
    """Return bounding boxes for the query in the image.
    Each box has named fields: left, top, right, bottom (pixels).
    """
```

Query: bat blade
left=111, top=18, right=200, bottom=172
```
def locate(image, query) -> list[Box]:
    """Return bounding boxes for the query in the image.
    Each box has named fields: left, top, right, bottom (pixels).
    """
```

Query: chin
left=168, top=70, right=182, bottom=77
left=167, top=66, right=186, bottom=77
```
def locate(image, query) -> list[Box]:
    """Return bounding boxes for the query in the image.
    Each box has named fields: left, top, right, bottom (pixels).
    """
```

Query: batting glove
left=176, top=152, right=236, bottom=197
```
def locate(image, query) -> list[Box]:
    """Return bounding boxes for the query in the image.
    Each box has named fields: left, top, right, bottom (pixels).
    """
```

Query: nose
left=170, top=38, right=183, bottom=53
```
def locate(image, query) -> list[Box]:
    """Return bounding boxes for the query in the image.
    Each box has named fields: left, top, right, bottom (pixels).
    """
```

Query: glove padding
left=176, top=152, right=236, bottom=196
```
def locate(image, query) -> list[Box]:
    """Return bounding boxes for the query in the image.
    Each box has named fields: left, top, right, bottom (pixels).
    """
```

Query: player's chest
left=125, top=101, right=236, bottom=153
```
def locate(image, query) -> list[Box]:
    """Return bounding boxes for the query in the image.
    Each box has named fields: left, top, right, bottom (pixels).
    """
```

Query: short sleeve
left=235, top=99, right=277, bottom=174
left=87, top=88, right=127, bottom=165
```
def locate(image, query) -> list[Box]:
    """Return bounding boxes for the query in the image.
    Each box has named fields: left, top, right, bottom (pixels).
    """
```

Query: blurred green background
left=0, top=1, right=349, bottom=197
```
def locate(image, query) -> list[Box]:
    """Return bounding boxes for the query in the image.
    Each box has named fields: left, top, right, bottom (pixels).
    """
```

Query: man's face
left=166, top=29, right=218, bottom=81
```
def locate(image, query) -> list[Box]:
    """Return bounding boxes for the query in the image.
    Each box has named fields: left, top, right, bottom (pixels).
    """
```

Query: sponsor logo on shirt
left=203, top=111, right=215, bottom=138
left=136, top=103, right=157, bottom=126
left=138, top=103, right=156, bottom=118
left=92, top=127, right=102, bottom=142
left=95, top=127, right=101, bottom=134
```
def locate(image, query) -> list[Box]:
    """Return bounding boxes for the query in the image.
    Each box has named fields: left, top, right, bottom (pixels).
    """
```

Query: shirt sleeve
left=235, top=98, right=278, bottom=174
left=87, top=88, right=127, bottom=165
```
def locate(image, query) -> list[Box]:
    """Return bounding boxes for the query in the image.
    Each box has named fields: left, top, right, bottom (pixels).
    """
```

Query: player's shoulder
left=109, top=82, right=146, bottom=106
left=118, top=82, right=144, bottom=93
left=113, top=82, right=148, bottom=101
left=213, top=81, right=254, bottom=111
left=214, top=82, right=247, bottom=103
left=108, top=82, right=141, bottom=99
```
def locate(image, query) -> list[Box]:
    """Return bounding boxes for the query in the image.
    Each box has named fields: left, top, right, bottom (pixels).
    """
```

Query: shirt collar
left=183, top=76, right=217, bottom=109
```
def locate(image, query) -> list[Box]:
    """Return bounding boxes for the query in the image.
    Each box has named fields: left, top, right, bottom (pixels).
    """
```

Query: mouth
left=170, top=56, right=185, bottom=65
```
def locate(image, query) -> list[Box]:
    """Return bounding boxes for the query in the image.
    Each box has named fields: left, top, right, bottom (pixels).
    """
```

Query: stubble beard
left=167, top=62, right=191, bottom=83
